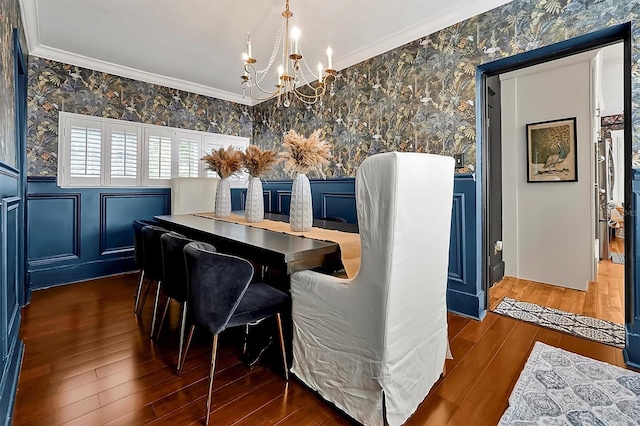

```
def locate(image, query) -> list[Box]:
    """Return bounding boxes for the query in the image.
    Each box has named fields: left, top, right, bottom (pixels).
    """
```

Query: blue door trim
left=476, top=23, right=637, bottom=365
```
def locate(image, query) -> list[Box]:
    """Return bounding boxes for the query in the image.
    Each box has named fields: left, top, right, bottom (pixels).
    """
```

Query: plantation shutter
left=148, top=134, right=172, bottom=180
left=202, top=137, right=225, bottom=178
left=64, top=116, right=104, bottom=186
left=108, top=123, right=140, bottom=185
left=70, top=127, right=101, bottom=177
left=177, top=134, right=201, bottom=177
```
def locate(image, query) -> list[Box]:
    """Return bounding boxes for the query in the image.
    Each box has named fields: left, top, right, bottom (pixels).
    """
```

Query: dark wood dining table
left=154, top=212, right=357, bottom=276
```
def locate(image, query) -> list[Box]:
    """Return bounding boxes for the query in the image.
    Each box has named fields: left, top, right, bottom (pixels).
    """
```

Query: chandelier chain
left=255, top=17, right=285, bottom=80
left=240, top=0, right=335, bottom=106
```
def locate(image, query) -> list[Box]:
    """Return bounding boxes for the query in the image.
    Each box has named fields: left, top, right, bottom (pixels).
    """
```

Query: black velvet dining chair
left=183, top=242, right=290, bottom=426
left=140, top=224, right=172, bottom=337
left=158, top=233, right=216, bottom=370
left=132, top=219, right=156, bottom=314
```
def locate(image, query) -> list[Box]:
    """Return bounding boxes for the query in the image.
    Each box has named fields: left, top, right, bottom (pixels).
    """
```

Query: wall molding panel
left=1, top=197, right=20, bottom=357
left=27, top=179, right=171, bottom=289
left=321, top=192, right=356, bottom=222
left=99, top=192, right=170, bottom=255
left=27, top=193, right=80, bottom=265
left=447, top=194, right=467, bottom=287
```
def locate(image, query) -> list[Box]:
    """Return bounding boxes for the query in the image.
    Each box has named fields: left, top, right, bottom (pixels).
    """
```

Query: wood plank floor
left=489, top=238, right=625, bottom=324
left=13, top=272, right=633, bottom=425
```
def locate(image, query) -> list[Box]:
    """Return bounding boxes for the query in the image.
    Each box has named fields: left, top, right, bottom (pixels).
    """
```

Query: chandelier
left=241, top=0, right=336, bottom=107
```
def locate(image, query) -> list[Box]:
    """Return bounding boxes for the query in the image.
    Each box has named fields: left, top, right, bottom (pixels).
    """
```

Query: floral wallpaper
left=27, top=0, right=640, bottom=179
left=253, top=0, right=640, bottom=178
left=27, top=58, right=253, bottom=176
left=0, top=0, right=27, bottom=170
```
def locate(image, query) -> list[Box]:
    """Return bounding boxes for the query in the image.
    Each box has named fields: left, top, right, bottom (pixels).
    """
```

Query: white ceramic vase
left=214, top=178, right=231, bottom=218
left=245, top=177, right=264, bottom=223
left=290, top=173, right=313, bottom=231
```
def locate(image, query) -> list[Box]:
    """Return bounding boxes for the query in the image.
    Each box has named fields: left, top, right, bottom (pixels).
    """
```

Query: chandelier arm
left=239, top=0, right=334, bottom=106
left=244, top=64, right=282, bottom=98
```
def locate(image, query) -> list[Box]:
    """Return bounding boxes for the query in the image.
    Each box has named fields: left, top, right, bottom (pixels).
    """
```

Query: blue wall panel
left=233, top=174, right=483, bottom=319
left=27, top=175, right=483, bottom=319
left=321, top=193, right=356, bottom=223
left=101, top=193, right=169, bottom=255
left=27, top=194, right=79, bottom=263
left=27, top=178, right=170, bottom=289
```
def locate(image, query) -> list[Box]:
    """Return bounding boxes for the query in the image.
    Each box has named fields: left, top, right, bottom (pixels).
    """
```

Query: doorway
left=479, top=26, right=631, bottom=336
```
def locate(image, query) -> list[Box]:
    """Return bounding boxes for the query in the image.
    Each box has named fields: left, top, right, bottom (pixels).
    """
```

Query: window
left=58, top=112, right=249, bottom=187
left=177, top=134, right=200, bottom=178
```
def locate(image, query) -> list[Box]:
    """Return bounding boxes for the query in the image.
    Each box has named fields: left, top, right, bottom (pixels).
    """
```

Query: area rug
left=494, top=297, right=625, bottom=348
left=499, top=342, right=640, bottom=425
left=611, top=252, right=625, bottom=264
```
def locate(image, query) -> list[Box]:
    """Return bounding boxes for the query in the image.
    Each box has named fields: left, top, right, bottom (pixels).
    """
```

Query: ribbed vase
left=290, top=173, right=312, bottom=232
left=214, top=178, right=231, bottom=218
left=245, top=177, right=264, bottom=223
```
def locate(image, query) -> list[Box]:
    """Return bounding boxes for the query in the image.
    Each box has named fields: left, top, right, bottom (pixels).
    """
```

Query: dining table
left=154, top=212, right=358, bottom=277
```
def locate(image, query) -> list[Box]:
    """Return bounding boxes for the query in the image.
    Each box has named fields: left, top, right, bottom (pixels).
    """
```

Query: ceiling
left=20, top=0, right=515, bottom=105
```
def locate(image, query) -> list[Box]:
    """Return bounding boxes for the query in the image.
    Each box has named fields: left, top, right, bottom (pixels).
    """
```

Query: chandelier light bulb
left=242, top=52, right=249, bottom=62
left=326, top=46, right=333, bottom=69
left=291, top=27, right=301, bottom=55
left=317, top=62, right=323, bottom=80
left=278, top=65, right=284, bottom=85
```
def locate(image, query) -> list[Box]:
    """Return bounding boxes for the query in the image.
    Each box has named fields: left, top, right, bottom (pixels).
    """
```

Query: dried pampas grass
left=280, top=129, right=331, bottom=177
left=242, top=145, right=279, bottom=178
left=201, top=146, right=243, bottom=179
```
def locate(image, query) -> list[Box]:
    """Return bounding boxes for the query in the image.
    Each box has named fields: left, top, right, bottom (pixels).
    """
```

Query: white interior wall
left=601, top=44, right=624, bottom=117
left=501, top=51, right=596, bottom=291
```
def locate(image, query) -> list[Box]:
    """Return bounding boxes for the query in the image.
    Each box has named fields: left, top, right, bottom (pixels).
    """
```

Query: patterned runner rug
left=500, top=342, right=640, bottom=425
left=494, top=297, right=625, bottom=348
left=611, top=252, right=625, bottom=264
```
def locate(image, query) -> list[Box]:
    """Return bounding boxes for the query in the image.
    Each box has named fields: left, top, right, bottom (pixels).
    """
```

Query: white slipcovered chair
left=171, top=177, right=219, bottom=215
left=290, top=152, right=455, bottom=426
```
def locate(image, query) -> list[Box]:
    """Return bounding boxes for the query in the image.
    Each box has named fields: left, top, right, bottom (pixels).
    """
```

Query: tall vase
left=214, top=178, right=231, bottom=218
left=290, top=173, right=312, bottom=231
left=245, top=177, right=264, bottom=223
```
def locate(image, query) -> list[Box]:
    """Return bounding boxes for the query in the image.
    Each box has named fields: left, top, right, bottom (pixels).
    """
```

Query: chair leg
left=134, top=270, right=145, bottom=315
left=242, top=324, right=250, bottom=356
left=150, top=281, right=162, bottom=338
left=155, top=297, right=171, bottom=341
left=178, top=325, right=195, bottom=375
left=177, top=302, right=188, bottom=374
left=138, top=279, right=151, bottom=316
left=276, top=313, right=289, bottom=381
left=205, top=334, right=219, bottom=426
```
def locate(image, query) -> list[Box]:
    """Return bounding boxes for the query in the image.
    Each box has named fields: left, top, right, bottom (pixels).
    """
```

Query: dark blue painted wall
left=27, top=178, right=170, bottom=289
left=625, top=170, right=640, bottom=367
left=1, top=29, right=27, bottom=426
left=26, top=174, right=481, bottom=320
left=232, top=174, right=481, bottom=318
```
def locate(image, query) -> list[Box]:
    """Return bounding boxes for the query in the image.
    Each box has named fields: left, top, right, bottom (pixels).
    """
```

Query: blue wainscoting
left=0, top=168, right=24, bottom=426
left=625, top=170, right=640, bottom=367
left=232, top=174, right=483, bottom=319
left=27, top=178, right=171, bottom=290
left=231, top=178, right=357, bottom=222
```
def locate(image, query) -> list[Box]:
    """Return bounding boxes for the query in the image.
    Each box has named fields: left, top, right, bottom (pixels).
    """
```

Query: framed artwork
left=526, top=117, right=577, bottom=182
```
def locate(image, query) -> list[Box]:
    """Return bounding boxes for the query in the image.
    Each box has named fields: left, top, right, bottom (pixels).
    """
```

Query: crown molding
left=19, top=0, right=513, bottom=108
left=332, top=0, right=515, bottom=74
left=19, top=0, right=253, bottom=106
left=29, top=44, right=253, bottom=106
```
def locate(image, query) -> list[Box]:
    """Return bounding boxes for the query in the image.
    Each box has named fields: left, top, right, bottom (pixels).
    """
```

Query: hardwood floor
left=13, top=273, right=632, bottom=425
left=489, top=238, right=625, bottom=324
